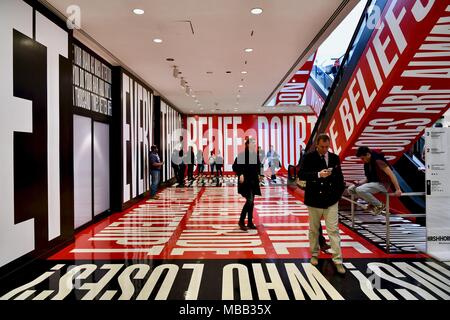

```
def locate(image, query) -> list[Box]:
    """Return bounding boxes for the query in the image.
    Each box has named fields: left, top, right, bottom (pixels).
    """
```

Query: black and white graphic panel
left=121, top=71, right=153, bottom=205
left=72, top=43, right=112, bottom=116
left=1, top=0, right=36, bottom=268
left=73, top=115, right=92, bottom=229
left=35, top=10, right=68, bottom=241
left=122, top=73, right=134, bottom=203
left=142, top=92, right=153, bottom=192
left=93, top=121, right=110, bottom=216
left=0, top=0, right=71, bottom=268
left=161, top=102, right=167, bottom=181
left=160, top=101, right=182, bottom=182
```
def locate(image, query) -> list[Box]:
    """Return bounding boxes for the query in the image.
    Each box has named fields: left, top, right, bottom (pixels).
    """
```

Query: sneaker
left=347, top=184, right=357, bottom=194
left=238, top=221, right=248, bottom=231
left=247, top=223, right=257, bottom=229
left=335, top=264, right=346, bottom=274
left=310, top=257, right=319, bottom=266
left=372, top=204, right=386, bottom=215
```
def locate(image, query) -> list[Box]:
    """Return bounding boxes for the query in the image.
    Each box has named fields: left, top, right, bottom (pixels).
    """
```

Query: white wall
left=73, top=115, right=92, bottom=229
left=93, top=121, right=110, bottom=216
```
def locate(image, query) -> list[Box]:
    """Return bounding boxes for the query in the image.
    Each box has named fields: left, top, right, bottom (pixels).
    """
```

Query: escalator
left=302, top=0, right=450, bottom=216
left=310, top=64, right=335, bottom=97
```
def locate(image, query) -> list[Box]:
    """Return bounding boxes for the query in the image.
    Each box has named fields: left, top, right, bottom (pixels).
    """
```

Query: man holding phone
left=298, top=134, right=346, bottom=274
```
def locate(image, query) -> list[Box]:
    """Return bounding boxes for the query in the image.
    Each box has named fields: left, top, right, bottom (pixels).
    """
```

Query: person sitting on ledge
left=348, top=146, right=402, bottom=215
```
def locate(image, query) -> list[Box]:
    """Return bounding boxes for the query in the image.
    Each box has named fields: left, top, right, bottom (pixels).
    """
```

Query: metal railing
left=342, top=191, right=426, bottom=253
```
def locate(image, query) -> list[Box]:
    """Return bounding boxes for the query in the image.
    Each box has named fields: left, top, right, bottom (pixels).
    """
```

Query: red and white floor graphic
left=49, top=185, right=426, bottom=260
left=2, top=185, right=449, bottom=302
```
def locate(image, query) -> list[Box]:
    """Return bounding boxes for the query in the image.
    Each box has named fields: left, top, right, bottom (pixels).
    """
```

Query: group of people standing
left=148, top=144, right=226, bottom=196
left=171, top=147, right=224, bottom=187
left=257, top=145, right=281, bottom=182
left=233, top=134, right=402, bottom=275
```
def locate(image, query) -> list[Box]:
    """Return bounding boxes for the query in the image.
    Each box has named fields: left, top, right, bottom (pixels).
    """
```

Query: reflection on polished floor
left=1, top=183, right=449, bottom=301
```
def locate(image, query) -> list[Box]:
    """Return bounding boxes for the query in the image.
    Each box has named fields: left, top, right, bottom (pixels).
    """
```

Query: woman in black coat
left=232, top=138, right=261, bottom=231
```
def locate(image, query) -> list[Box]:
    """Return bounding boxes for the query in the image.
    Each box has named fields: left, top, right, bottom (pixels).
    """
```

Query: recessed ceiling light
left=191, top=95, right=196, bottom=98
left=238, top=85, right=244, bottom=88
left=153, top=38, right=163, bottom=43
left=241, top=71, right=247, bottom=74
left=133, top=9, right=145, bottom=15
left=244, top=48, right=253, bottom=53
left=251, top=8, right=263, bottom=15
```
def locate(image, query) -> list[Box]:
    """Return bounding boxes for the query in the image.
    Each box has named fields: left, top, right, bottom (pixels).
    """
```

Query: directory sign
left=425, top=128, right=450, bottom=261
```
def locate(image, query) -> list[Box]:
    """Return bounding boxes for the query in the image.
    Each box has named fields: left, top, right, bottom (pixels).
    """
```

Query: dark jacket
left=298, top=150, right=345, bottom=208
left=232, top=149, right=261, bottom=197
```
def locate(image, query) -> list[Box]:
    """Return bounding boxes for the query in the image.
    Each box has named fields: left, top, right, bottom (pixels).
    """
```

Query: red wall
left=185, top=114, right=317, bottom=172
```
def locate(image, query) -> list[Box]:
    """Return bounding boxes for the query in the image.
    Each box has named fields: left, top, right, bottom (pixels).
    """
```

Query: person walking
left=149, top=145, right=164, bottom=199
left=186, top=146, right=195, bottom=181
left=215, top=150, right=224, bottom=178
left=232, top=137, right=261, bottom=231
left=177, top=148, right=186, bottom=187
left=171, top=147, right=180, bottom=183
left=258, top=146, right=265, bottom=177
left=196, top=149, right=205, bottom=179
left=298, top=133, right=346, bottom=274
left=266, top=145, right=280, bottom=181
left=208, top=151, right=216, bottom=180
left=296, top=155, right=331, bottom=254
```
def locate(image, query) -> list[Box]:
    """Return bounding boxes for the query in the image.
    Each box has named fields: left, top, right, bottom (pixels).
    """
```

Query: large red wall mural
left=185, top=114, right=317, bottom=172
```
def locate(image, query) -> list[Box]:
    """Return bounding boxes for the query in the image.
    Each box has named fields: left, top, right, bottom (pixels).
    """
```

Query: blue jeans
left=150, top=170, right=160, bottom=197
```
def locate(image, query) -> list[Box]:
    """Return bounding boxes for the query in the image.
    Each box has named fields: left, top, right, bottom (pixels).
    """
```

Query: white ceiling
left=43, top=0, right=359, bottom=114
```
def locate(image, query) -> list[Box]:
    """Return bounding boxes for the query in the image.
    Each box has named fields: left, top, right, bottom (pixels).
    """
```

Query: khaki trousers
left=307, top=202, right=343, bottom=264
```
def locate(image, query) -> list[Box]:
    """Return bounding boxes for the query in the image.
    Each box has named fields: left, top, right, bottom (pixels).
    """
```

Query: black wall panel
left=0, top=0, right=73, bottom=272
left=13, top=29, right=49, bottom=249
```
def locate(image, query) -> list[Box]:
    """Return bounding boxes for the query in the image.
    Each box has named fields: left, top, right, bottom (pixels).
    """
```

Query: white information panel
left=425, top=128, right=450, bottom=261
